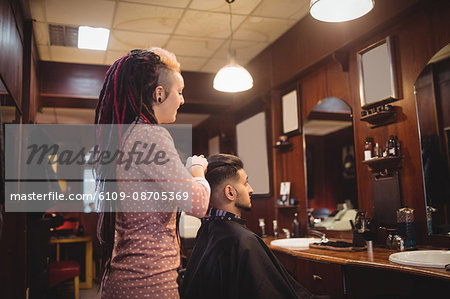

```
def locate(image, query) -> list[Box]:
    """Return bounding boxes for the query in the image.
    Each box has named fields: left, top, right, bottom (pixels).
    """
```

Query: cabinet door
left=297, top=259, right=344, bottom=299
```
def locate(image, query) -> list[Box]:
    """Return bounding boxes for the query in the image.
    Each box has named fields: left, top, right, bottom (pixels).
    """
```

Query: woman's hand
left=185, top=155, right=208, bottom=177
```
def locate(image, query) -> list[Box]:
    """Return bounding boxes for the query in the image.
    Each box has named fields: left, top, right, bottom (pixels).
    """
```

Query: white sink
left=270, top=238, right=321, bottom=250
left=389, top=250, right=450, bottom=269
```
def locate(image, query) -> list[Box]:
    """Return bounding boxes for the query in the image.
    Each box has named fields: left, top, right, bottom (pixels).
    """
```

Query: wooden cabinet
left=273, top=250, right=345, bottom=298
left=270, top=245, right=450, bottom=299
left=344, top=265, right=450, bottom=299
left=297, top=259, right=344, bottom=299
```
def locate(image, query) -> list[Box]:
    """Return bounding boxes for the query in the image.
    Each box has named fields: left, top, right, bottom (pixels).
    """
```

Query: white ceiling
left=34, top=107, right=211, bottom=125
left=28, top=0, right=311, bottom=73
left=303, top=120, right=352, bottom=136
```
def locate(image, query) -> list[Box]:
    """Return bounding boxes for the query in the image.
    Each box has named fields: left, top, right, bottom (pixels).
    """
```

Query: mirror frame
left=357, top=35, right=399, bottom=109
left=302, top=97, right=357, bottom=234
left=281, top=85, right=302, bottom=136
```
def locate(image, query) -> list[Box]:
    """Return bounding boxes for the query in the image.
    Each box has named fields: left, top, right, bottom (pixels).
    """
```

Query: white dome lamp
left=213, top=0, right=253, bottom=93
left=310, top=0, right=375, bottom=23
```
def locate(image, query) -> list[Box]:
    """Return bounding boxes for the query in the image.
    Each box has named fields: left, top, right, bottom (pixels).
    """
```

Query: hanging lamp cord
left=227, top=0, right=233, bottom=55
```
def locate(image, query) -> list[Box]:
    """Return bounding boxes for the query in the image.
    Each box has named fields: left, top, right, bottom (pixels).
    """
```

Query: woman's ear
left=153, top=86, right=166, bottom=103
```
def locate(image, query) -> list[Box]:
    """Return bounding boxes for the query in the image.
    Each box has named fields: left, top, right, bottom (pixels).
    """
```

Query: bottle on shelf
left=273, top=220, right=279, bottom=238
left=387, top=135, right=397, bottom=156
left=364, top=137, right=373, bottom=160
left=292, top=213, right=301, bottom=238
left=259, top=218, right=267, bottom=238
left=374, top=142, right=382, bottom=158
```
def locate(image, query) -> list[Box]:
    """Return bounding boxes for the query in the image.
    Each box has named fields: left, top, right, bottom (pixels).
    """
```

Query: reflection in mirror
left=0, top=78, right=19, bottom=123
left=414, top=43, right=450, bottom=237
left=303, top=97, right=358, bottom=231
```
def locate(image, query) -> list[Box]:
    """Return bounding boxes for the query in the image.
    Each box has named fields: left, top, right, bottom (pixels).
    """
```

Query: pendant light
left=310, top=0, right=375, bottom=23
left=213, top=0, right=253, bottom=93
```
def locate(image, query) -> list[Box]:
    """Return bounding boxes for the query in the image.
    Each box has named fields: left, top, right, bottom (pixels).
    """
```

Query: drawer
left=297, top=259, right=344, bottom=299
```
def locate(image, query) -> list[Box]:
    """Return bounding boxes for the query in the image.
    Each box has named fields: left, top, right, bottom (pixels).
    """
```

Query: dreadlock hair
left=94, top=48, right=180, bottom=290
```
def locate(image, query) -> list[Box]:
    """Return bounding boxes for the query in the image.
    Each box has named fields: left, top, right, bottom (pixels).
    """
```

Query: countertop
left=263, top=236, right=450, bottom=280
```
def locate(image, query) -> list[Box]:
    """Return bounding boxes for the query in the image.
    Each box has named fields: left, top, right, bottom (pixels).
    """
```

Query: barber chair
left=48, top=260, right=80, bottom=299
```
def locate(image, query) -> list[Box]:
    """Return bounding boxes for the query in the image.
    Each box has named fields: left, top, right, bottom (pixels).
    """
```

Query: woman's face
left=154, top=71, right=185, bottom=123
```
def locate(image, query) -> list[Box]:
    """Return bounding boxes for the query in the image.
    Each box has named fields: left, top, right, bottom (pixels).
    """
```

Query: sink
left=270, top=238, right=321, bottom=250
left=389, top=250, right=450, bottom=269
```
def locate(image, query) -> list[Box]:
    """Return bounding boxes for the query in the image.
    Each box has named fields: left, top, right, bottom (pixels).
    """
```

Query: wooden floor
left=47, top=281, right=100, bottom=299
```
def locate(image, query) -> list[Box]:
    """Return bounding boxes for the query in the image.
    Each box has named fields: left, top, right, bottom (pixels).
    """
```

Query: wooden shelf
left=274, top=142, right=293, bottom=150
left=362, top=155, right=402, bottom=173
left=276, top=204, right=298, bottom=209
left=360, top=109, right=396, bottom=128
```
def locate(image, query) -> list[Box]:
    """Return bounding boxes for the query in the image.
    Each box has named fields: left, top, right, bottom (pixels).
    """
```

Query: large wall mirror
left=414, top=43, right=450, bottom=237
left=303, top=97, right=358, bottom=231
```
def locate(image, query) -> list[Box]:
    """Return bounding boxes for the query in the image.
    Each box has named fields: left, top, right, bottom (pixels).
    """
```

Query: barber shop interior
left=0, top=0, right=449, bottom=298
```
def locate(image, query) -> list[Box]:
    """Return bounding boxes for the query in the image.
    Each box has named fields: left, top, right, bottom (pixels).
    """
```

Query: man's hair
left=206, top=154, right=244, bottom=194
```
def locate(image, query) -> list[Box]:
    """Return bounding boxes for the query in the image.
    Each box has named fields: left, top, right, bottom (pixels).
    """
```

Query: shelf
left=362, top=156, right=402, bottom=173
left=360, top=109, right=396, bottom=128
left=273, top=142, right=293, bottom=150
left=275, top=205, right=298, bottom=209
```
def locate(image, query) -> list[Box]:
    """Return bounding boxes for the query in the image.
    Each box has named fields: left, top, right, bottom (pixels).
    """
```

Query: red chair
left=48, top=260, right=80, bottom=299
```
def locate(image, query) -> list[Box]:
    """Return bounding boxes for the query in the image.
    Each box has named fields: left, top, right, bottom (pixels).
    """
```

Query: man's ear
left=224, top=185, right=235, bottom=201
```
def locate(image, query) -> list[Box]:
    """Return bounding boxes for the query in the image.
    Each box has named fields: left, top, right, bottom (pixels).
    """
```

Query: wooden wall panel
left=39, top=61, right=109, bottom=99
left=0, top=0, right=23, bottom=106
left=175, top=0, right=450, bottom=244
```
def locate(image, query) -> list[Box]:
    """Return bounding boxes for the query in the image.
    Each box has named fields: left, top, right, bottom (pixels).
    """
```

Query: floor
left=48, top=281, right=101, bottom=299
left=80, top=284, right=101, bottom=299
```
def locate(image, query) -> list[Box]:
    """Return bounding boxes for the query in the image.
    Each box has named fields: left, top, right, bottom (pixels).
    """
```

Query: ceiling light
left=214, top=51, right=253, bottom=92
left=310, top=0, right=375, bottom=23
left=78, top=26, right=110, bottom=51
left=213, top=0, right=253, bottom=93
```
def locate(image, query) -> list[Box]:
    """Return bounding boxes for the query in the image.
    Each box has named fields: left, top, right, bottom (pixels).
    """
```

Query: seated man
left=181, top=154, right=325, bottom=299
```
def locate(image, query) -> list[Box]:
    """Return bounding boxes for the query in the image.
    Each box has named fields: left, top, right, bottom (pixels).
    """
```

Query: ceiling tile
left=29, top=0, right=47, bottom=22
left=50, top=46, right=106, bottom=65
left=201, top=57, right=228, bottom=73
left=176, top=56, right=208, bottom=72
left=33, top=22, right=50, bottom=45
left=233, top=17, right=296, bottom=42
left=113, top=2, right=183, bottom=34
left=108, top=30, right=170, bottom=51
left=174, top=10, right=246, bottom=39
left=120, top=0, right=190, bottom=9
left=165, top=36, right=224, bottom=57
left=253, top=0, right=308, bottom=19
left=105, top=50, right=129, bottom=65
left=214, top=40, right=269, bottom=60
left=45, top=0, right=115, bottom=27
left=37, top=45, right=51, bottom=61
left=288, top=3, right=311, bottom=20
left=189, top=0, right=262, bottom=15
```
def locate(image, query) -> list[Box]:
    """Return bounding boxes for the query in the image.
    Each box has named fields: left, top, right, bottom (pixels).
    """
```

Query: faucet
left=282, top=228, right=291, bottom=238
left=308, top=229, right=328, bottom=243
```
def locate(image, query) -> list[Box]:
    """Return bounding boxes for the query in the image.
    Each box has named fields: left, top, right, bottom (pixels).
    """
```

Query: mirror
left=414, top=43, right=450, bottom=236
left=303, top=97, right=358, bottom=231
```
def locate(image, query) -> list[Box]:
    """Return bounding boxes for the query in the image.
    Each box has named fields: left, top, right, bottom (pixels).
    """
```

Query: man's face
left=233, top=169, right=254, bottom=211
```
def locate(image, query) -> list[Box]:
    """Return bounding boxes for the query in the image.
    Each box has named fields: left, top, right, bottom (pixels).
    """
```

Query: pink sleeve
left=126, top=125, right=210, bottom=215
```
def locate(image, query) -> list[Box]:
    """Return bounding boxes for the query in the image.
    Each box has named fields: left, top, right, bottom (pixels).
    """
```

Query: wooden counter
left=263, top=237, right=449, bottom=299
left=265, top=239, right=450, bottom=280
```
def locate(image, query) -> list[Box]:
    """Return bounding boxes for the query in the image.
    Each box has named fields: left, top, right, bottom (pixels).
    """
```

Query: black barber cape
left=180, top=210, right=323, bottom=299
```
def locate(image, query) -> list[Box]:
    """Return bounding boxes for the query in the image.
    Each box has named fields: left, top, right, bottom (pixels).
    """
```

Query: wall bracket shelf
left=360, top=109, right=396, bottom=128
left=274, top=142, right=293, bottom=151
left=362, top=156, right=402, bottom=173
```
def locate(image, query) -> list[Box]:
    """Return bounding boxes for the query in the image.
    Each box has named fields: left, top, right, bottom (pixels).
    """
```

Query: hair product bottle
left=364, top=137, right=373, bottom=160
left=292, top=213, right=301, bottom=238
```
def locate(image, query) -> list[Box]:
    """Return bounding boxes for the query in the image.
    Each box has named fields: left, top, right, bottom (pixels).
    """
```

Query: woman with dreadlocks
left=94, top=48, right=210, bottom=298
